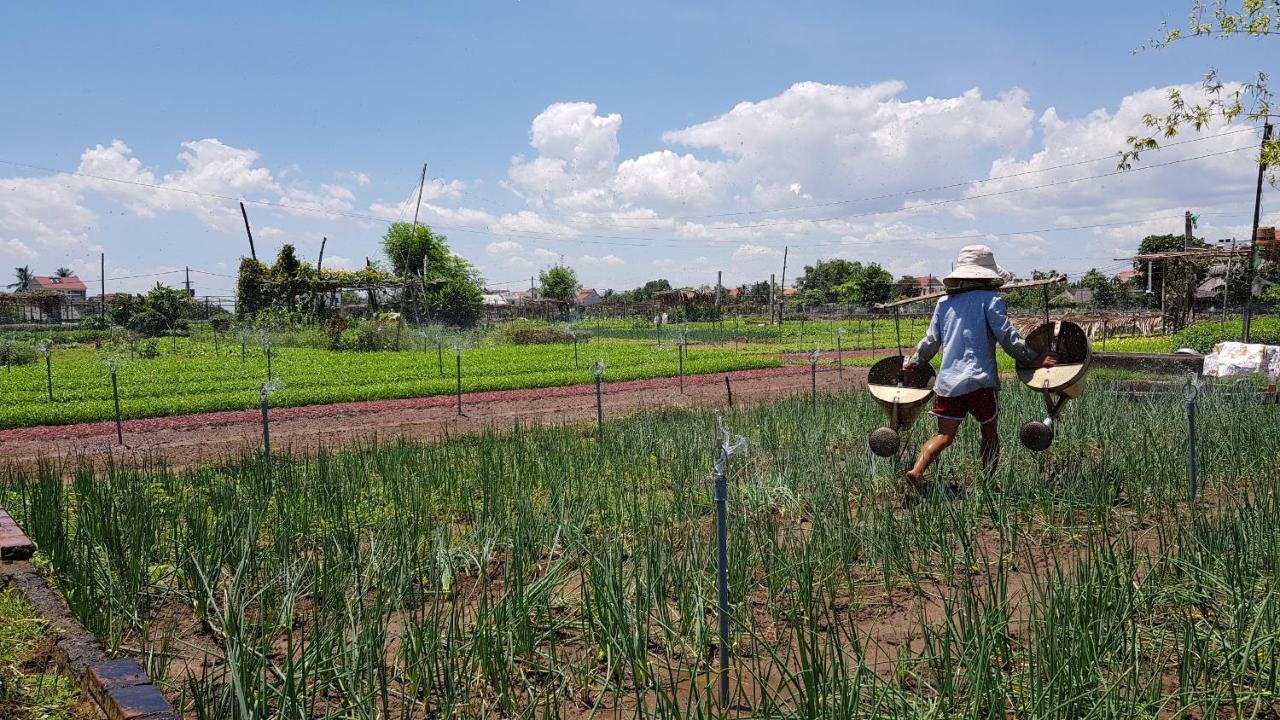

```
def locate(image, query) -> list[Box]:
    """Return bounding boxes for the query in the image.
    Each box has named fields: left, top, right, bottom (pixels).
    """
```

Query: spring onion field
left=5, top=383, right=1279, bottom=718
left=0, top=338, right=778, bottom=429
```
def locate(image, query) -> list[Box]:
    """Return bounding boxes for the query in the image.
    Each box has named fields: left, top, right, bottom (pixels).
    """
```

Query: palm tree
left=8, top=266, right=32, bottom=291
left=54, top=267, right=73, bottom=278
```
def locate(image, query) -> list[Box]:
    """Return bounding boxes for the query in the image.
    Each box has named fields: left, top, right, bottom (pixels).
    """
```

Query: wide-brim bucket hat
left=943, top=244, right=1012, bottom=287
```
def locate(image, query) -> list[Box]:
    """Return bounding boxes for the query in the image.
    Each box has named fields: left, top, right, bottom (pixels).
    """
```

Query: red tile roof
left=32, top=275, right=87, bottom=292
left=1116, top=270, right=1138, bottom=282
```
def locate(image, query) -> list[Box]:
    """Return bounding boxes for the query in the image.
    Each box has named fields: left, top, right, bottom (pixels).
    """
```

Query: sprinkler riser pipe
left=714, top=470, right=730, bottom=707
left=261, top=395, right=271, bottom=465
left=111, top=370, right=123, bottom=445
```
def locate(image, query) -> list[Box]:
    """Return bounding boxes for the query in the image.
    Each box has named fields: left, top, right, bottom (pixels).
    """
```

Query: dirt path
left=0, top=365, right=869, bottom=470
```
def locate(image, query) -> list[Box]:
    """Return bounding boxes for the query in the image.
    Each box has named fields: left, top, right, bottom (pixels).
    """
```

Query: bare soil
left=0, top=365, right=868, bottom=471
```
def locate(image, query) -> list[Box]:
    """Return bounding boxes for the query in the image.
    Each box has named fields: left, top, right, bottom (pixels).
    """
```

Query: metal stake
left=43, top=346, right=53, bottom=402
left=712, top=416, right=746, bottom=709
left=714, top=465, right=730, bottom=707
left=109, top=362, right=123, bottom=445
left=455, top=348, right=464, bottom=417
left=437, top=337, right=444, bottom=376
left=1186, top=374, right=1200, bottom=504
left=260, top=385, right=271, bottom=465
left=678, top=335, right=685, bottom=394
left=836, top=329, right=844, bottom=380
left=594, top=360, right=605, bottom=441
left=572, top=330, right=580, bottom=369
left=810, top=349, right=819, bottom=411
left=725, top=375, right=734, bottom=409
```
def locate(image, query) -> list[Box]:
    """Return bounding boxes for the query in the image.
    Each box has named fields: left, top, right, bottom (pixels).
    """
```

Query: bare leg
left=906, top=417, right=962, bottom=487
left=979, top=418, right=1000, bottom=478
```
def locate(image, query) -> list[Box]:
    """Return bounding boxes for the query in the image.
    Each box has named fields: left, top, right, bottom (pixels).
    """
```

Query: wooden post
left=1243, top=122, right=1273, bottom=342
left=240, top=202, right=257, bottom=260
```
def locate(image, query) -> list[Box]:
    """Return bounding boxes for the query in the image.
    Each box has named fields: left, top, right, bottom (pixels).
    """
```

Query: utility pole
left=769, top=273, right=776, bottom=323
left=716, top=270, right=722, bottom=310
left=778, top=246, right=788, bottom=326
left=1243, top=122, right=1273, bottom=343
left=240, top=202, right=256, bottom=260
left=184, top=266, right=192, bottom=297
left=317, top=236, right=327, bottom=272
left=1185, top=210, right=1194, bottom=250
left=99, top=252, right=105, bottom=317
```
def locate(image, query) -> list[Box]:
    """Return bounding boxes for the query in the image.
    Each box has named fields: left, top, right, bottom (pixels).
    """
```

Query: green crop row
left=5, top=385, right=1279, bottom=717
left=0, top=337, right=778, bottom=428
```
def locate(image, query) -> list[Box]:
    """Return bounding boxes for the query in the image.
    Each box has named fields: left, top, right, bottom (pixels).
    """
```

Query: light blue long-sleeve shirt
left=908, top=290, right=1040, bottom=397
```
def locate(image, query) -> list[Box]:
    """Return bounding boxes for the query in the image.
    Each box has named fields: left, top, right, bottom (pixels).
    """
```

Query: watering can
left=866, top=356, right=936, bottom=457
left=1015, top=320, right=1092, bottom=451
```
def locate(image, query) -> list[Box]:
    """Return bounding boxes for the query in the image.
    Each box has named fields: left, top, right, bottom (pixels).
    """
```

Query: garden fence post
left=594, top=360, right=605, bottom=442
left=455, top=346, right=464, bottom=417
left=712, top=415, right=746, bottom=709
left=39, top=342, right=52, bottom=402
left=108, top=359, right=123, bottom=445
left=810, top=349, right=819, bottom=411
left=437, top=336, right=444, bottom=376
left=261, top=384, right=271, bottom=466
left=1186, top=373, right=1200, bottom=504
left=572, top=330, right=580, bottom=369
left=836, top=329, right=845, bottom=380
left=678, top=332, right=686, bottom=394
left=725, top=375, right=733, bottom=410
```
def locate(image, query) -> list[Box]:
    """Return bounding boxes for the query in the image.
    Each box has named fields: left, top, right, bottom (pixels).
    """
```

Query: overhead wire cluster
left=0, top=124, right=1263, bottom=274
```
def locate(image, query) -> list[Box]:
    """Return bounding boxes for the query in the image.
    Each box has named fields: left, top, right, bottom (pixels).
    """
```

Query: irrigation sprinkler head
left=868, top=426, right=901, bottom=457
left=35, top=341, right=51, bottom=358
left=837, top=328, right=846, bottom=337
left=1184, top=372, right=1203, bottom=402
left=1019, top=420, right=1055, bottom=452
left=594, top=359, right=606, bottom=378
left=714, top=412, right=747, bottom=461
left=810, top=348, right=822, bottom=365
left=104, top=358, right=118, bottom=375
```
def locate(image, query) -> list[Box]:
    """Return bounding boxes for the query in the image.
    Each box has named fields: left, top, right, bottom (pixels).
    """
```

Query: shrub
left=1173, top=316, right=1280, bottom=353
left=503, top=322, right=591, bottom=345
left=0, top=340, right=36, bottom=367
left=128, top=311, right=169, bottom=338
left=80, top=314, right=111, bottom=331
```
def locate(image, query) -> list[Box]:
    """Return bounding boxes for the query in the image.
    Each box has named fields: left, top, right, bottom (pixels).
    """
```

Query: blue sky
left=0, top=1, right=1271, bottom=295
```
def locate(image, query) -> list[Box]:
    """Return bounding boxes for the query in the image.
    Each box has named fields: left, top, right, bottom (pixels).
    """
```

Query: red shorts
left=930, top=388, right=998, bottom=425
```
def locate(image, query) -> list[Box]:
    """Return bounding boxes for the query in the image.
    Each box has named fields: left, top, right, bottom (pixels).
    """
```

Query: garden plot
left=3, top=386, right=1279, bottom=718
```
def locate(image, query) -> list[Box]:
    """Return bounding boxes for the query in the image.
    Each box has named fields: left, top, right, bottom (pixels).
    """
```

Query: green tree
left=796, top=259, right=862, bottom=303
left=833, top=263, right=893, bottom=306
left=53, top=267, right=73, bottom=278
left=381, top=223, right=483, bottom=325
left=1122, top=1, right=1278, bottom=182
left=538, top=265, right=580, bottom=308
left=382, top=223, right=452, bottom=278
left=8, top=266, right=32, bottom=291
left=236, top=257, right=271, bottom=319
left=1079, top=268, right=1117, bottom=307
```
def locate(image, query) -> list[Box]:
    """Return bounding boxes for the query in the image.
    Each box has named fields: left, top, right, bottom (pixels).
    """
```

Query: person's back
left=901, top=244, right=1053, bottom=502
left=921, top=289, right=1033, bottom=397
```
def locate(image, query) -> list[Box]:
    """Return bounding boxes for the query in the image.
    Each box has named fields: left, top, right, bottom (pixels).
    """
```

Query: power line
left=599, top=126, right=1263, bottom=224
left=0, top=136, right=1260, bottom=251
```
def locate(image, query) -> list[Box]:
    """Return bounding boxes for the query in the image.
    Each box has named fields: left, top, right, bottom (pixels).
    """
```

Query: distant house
left=481, top=293, right=507, bottom=306
left=1052, top=287, right=1095, bottom=305
left=577, top=288, right=603, bottom=306
left=911, top=276, right=944, bottom=296
left=32, top=275, right=87, bottom=299
left=782, top=287, right=798, bottom=298
left=1115, top=270, right=1139, bottom=283
left=499, top=290, right=531, bottom=305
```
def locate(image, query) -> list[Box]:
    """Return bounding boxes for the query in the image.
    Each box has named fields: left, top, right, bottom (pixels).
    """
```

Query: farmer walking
left=902, top=245, right=1056, bottom=501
